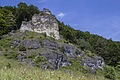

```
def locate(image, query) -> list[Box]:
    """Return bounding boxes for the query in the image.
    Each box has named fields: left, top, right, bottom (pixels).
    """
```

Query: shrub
left=34, top=55, right=46, bottom=63
left=25, top=54, right=36, bottom=59
left=104, top=65, right=116, bottom=80
left=116, top=61, right=120, bottom=71
left=18, top=45, right=26, bottom=51
left=6, top=63, right=11, bottom=68
left=34, top=55, right=47, bottom=67
left=0, top=46, right=2, bottom=51
left=0, top=37, right=13, bottom=48
left=4, top=52, right=18, bottom=59
left=75, top=50, right=80, bottom=55
left=59, top=46, right=65, bottom=53
left=84, top=50, right=96, bottom=57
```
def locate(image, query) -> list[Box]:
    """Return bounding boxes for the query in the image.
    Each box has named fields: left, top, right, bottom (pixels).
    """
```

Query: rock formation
left=0, top=8, right=105, bottom=72
left=82, top=57, right=105, bottom=73
left=20, top=8, right=60, bottom=40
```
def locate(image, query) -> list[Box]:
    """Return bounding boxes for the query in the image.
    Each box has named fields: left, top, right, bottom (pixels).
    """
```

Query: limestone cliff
left=20, top=8, right=60, bottom=40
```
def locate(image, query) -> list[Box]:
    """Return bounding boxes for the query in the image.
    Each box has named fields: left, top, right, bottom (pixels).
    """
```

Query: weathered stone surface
left=16, top=50, right=71, bottom=70
left=10, top=39, right=41, bottom=49
left=59, top=44, right=84, bottom=58
left=40, top=51, right=71, bottom=69
left=0, top=51, right=4, bottom=55
left=9, top=38, right=105, bottom=71
left=82, top=57, right=105, bottom=73
left=23, top=58, right=35, bottom=66
left=10, top=39, right=22, bottom=48
left=42, top=40, right=58, bottom=50
left=20, top=8, right=60, bottom=40
left=12, top=33, right=24, bottom=38
left=17, top=51, right=36, bottom=66
left=21, top=40, right=41, bottom=49
left=10, top=30, right=16, bottom=34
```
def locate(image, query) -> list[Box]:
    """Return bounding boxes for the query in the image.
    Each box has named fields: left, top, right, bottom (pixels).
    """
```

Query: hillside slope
left=0, top=2, right=120, bottom=80
left=0, top=55, right=109, bottom=80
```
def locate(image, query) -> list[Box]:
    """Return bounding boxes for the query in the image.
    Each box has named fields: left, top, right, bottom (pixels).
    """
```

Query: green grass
left=0, top=55, right=109, bottom=80
left=0, top=31, right=119, bottom=80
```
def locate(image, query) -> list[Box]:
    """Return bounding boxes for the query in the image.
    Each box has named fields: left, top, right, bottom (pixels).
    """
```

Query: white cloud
left=57, top=12, right=65, bottom=18
left=34, top=0, right=47, bottom=3
left=40, top=0, right=47, bottom=3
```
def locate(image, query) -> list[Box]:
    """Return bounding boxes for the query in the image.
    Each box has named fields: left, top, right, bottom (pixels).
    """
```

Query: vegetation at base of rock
left=18, top=45, right=26, bottom=51
left=59, top=46, right=65, bottom=53
left=34, top=55, right=46, bottom=63
left=0, top=37, right=13, bottom=48
left=61, top=59, right=89, bottom=74
left=24, top=53, right=36, bottom=59
left=3, top=51, right=18, bottom=59
left=0, top=55, right=109, bottom=80
left=84, top=50, right=96, bottom=58
left=0, top=47, right=2, bottom=51
left=104, top=65, right=116, bottom=80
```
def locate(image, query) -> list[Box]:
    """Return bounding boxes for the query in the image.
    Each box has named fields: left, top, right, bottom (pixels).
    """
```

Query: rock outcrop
left=10, top=39, right=41, bottom=49
left=10, top=39, right=84, bottom=69
left=82, top=57, right=105, bottom=73
left=20, top=8, right=60, bottom=40
left=0, top=8, right=106, bottom=72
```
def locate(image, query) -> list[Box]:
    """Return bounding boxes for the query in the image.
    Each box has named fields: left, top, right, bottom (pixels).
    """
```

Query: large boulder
left=82, top=57, right=105, bottom=73
left=59, top=44, right=84, bottom=58
left=20, top=8, right=60, bottom=40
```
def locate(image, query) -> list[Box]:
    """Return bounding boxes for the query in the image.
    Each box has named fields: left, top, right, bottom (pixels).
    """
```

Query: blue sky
left=1, top=0, right=120, bottom=41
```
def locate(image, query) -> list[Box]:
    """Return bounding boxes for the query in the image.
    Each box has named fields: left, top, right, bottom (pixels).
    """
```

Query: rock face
left=10, top=39, right=41, bottom=49
left=10, top=39, right=84, bottom=69
left=42, top=40, right=58, bottom=50
left=20, top=8, right=60, bottom=40
left=82, top=57, right=105, bottom=73
left=40, top=51, right=71, bottom=70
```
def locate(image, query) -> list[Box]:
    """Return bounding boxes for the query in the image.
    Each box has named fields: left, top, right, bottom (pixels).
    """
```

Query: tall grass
left=0, top=55, right=109, bottom=80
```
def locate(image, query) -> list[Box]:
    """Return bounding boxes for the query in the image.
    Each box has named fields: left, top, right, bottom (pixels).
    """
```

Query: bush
left=0, top=46, right=2, bottom=51
left=104, top=65, right=116, bottom=80
left=4, top=52, right=18, bottom=59
left=18, top=45, right=26, bottom=51
left=84, top=50, right=96, bottom=57
left=6, top=63, right=11, bottom=68
left=25, top=54, right=36, bottom=59
left=116, top=61, right=120, bottom=71
left=59, top=47, right=65, bottom=53
left=34, top=55, right=46, bottom=63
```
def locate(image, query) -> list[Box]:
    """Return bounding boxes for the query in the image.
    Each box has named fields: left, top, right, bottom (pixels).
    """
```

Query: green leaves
left=104, top=65, right=116, bottom=80
left=0, top=2, right=40, bottom=35
left=16, top=2, right=39, bottom=28
left=0, top=8, right=16, bottom=35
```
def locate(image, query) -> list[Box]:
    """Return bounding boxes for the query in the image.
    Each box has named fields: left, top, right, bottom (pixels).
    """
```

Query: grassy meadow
left=0, top=55, right=109, bottom=80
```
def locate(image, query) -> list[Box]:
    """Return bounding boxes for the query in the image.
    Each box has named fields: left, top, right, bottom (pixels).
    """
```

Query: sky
left=0, top=0, right=120, bottom=41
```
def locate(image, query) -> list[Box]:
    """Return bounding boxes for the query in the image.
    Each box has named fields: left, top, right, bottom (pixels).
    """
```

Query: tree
left=6, top=12, right=16, bottom=30
left=16, top=2, right=40, bottom=28
left=0, top=7, right=16, bottom=35
left=16, top=2, right=28, bottom=27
